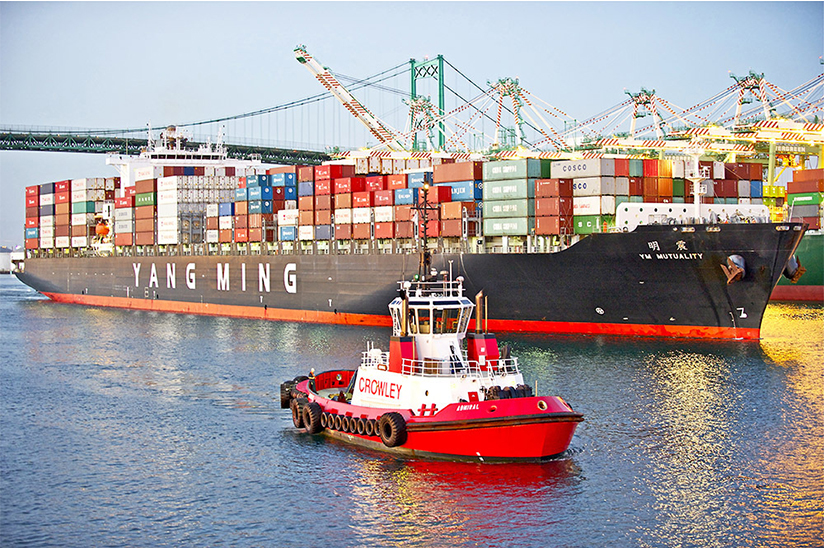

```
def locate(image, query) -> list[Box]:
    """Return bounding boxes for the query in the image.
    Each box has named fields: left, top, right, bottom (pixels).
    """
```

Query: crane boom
left=294, top=45, right=405, bottom=151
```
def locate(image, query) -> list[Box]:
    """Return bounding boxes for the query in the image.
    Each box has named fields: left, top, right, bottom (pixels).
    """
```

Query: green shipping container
left=483, top=159, right=548, bottom=181
left=787, top=192, right=824, bottom=206
left=135, top=192, right=156, bottom=207
left=482, top=217, right=534, bottom=236
left=71, top=200, right=95, bottom=214
left=629, top=159, right=644, bottom=177
left=673, top=178, right=685, bottom=197
left=615, top=196, right=630, bottom=207
left=573, top=215, right=615, bottom=234
left=482, top=198, right=534, bottom=218
left=482, top=178, right=536, bottom=200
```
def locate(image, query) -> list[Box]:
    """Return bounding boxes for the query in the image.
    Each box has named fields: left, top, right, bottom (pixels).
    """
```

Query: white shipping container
left=672, top=159, right=685, bottom=179
left=71, top=213, right=91, bottom=226
left=157, top=176, right=180, bottom=191
left=218, top=216, right=234, bottom=230
left=39, top=215, right=55, bottom=228
left=573, top=196, right=616, bottom=215
left=334, top=208, right=352, bottom=224
left=115, top=220, right=134, bottom=233
left=352, top=207, right=372, bottom=224
left=205, top=167, right=215, bottom=177
left=134, top=166, right=162, bottom=181
left=157, top=230, right=180, bottom=245
left=114, top=208, right=134, bottom=221
left=157, top=203, right=179, bottom=218
left=157, top=217, right=179, bottom=232
left=71, top=189, right=92, bottom=202
left=206, top=229, right=220, bottom=243
left=713, top=161, right=725, bottom=180
left=39, top=193, right=55, bottom=206
left=572, top=176, right=616, bottom=196
left=277, top=208, right=299, bottom=226
left=738, top=198, right=752, bottom=205
left=373, top=205, right=394, bottom=223
left=71, top=236, right=89, bottom=248
left=157, top=189, right=183, bottom=205
left=39, top=238, right=54, bottom=249
left=40, top=225, right=55, bottom=239
left=551, top=158, right=615, bottom=179
left=738, top=180, right=751, bottom=198
left=206, top=204, right=220, bottom=217
left=55, top=236, right=71, bottom=248
left=298, top=225, right=315, bottom=241
left=615, top=177, right=630, bottom=196
left=70, top=178, right=88, bottom=191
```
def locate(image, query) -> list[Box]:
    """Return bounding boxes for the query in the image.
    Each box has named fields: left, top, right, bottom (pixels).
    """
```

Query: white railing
left=359, top=350, right=519, bottom=379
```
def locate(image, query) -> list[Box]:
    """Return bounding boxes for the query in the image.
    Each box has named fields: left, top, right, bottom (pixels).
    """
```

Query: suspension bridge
left=2, top=47, right=823, bottom=172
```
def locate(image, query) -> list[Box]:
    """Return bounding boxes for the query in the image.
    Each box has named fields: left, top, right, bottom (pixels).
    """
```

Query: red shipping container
left=787, top=180, right=824, bottom=194
left=440, top=201, right=477, bottom=220
left=206, top=217, right=219, bottom=230
left=629, top=177, right=643, bottom=196
left=55, top=192, right=70, bottom=204
left=248, top=214, right=262, bottom=229
left=272, top=187, right=287, bottom=200
left=193, top=167, right=204, bottom=176
left=423, top=185, right=452, bottom=204
left=218, top=229, right=233, bottom=243
left=536, top=197, right=573, bottom=217
left=271, top=200, right=287, bottom=213
left=372, top=189, right=394, bottom=206
left=316, top=164, right=355, bottom=180
left=237, top=177, right=246, bottom=189
left=234, top=228, right=248, bottom=243
left=374, top=222, right=394, bottom=239
left=267, top=165, right=298, bottom=175
left=394, top=221, right=414, bottom=238
left=643, top=195, right=660, bottom=203
left=433, top=161, right=483, bottom=183
left=225, top=167, right=235, bottom=176
left=54, top=224, right=70, bottom=237
left=26, top=195, right=39, bottom=208
left=352, top=191, right=372, bottom=208
left=55, top=180, right=70, bottom=192
left=314, top=179, right=332, bottom=195
left=643, top=159, right=659, bottom=177
left=335, top=224, right=352, bottom=240
left=352, top=223, right=371, bottom=240
left=135, top=232, right=155, bottom=246
left=298, top=196, right=314, bottom=211
left=334, top=177, right=366, bottom=194
left=247, top=228, right=262, bottom=241
left=315, top=209, right=332, bottom=225
left=365, top=175, right=387, bottom=191
left=419, top=219, right=440, bottom=238
left=235, top=201, right=248, bottom=216
left=440, top=219, right=477, bottom=237
left=387, top=174, right=408, bottom=190
left=134, top=179, right=157, bottom=194
left=298, top=166, right=315, bottom=182
left=114, top=233, right=133, bottom=246
left=643, top=177, right=658, bottom=196
left=614, top=158, right=630, bottom=177
left=163, top=166, right=175, bottom=177
left=536, top=216, right=573, bottom=235
left=334, top=193, right=352, bottom=209
left=315, top=194, right=332, bottom=210
left=234, top=215, right=248, bottom=229
left=26, top=207, right=39, bottom=218
left=801, top=216, right=822, bottom=230
left=794, top=168, right=824, bottom=183
left=298, top=210, right=314, bottom=226
left=135, top=205, right=155, bottom=220
left=535, top=178, right=573, bottom=197
left=394, top=205, right=413, bottom=221
left=26, top=185, right=39, bottom=197
left=26, top=217, right=38, bottom=228
left=124, top=187, right=136, bottom=198
left=115, top=196, right=134, bottom=208
left=25, top=238, right=39, bottom=249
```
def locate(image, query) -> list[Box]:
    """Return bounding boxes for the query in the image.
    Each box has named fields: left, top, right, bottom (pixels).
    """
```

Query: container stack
left=482, top=159, right=549, bottom=237
left=787, top=168, right=823, bottom=229
left=534, top=178, right=573, bottom=235
left=550, top=158, right=616, bottom=234
left=433, top=161, right=481, bottom=238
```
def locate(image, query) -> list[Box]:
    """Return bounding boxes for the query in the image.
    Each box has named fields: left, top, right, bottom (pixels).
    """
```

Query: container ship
left=15, top=131, right=813, bottom=340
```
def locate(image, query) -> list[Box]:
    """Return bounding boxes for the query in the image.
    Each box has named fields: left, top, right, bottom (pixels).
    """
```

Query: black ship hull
left=15, top=223, right=805, bottom=339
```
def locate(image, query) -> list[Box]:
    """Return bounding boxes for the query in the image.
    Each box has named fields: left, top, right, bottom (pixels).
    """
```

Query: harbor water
left=1, top=275, right=822, bottom=547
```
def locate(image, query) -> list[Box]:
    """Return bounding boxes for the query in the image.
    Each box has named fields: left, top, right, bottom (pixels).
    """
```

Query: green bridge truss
left=0, top=131, right=331, bottom=166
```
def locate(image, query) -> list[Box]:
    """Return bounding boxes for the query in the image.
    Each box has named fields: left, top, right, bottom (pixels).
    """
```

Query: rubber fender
left=783, top=255, right=806, bottom=283
left=279, top=381, right=295, bottom=409
left=356, top=417, right=366, bottom=435
left=379, top=412, right=407, bottom=447
left=333, top=414, right=343, bottom=431
left=290, top=399, right=303, bottom=429
left=365, top=419, right=376, bottom=437
left=500, top=387, right=514, bottom=399
left=302, top=402, right=323, bottom=434
left=320, top=412, right=329, bottom=429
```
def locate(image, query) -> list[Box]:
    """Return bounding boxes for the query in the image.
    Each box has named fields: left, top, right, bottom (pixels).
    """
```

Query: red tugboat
left=281, top=274, right=583, bottom=462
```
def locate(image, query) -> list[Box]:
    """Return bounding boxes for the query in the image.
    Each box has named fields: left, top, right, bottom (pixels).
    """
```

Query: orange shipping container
left=135, top=205, right=154, bottom=220
left=433, top=161, right=483, bottom=183
left=134, top=179, right=157, bottom=194
left=614, top=158, right=630, bottom=177
left=352, top=223, right=371, bottom=240
left=219, top=229, right=233, bottom=243
left=334, top=193, right=352, bottom=209
left=335, top=224, right=352, bottom=240
left=374, top=222, right=394, bottom=239
left=235, top=201, right=248, bottom=216
left=787, top=179, right=824, bottom=194
left=135, top=218, right=155, bottom=233
left=234, top=215, right=248, bottom=229
left=315, top=179, right=332, bottom=195
left=206, top=217, right=219, bottom=230
left=234, top=228, right=248, bottom=243
left=373, top=189, right=394, bottom=206
left=315, top=209, right=332, bottom=225
left=440, top=201, right=477, bottom=220
left=114, top=233, right=133, bottom=246
left=394, top=221, right=414, bottom=238
left=298, top=210, right=314, bottom=226
left=793, top=168, right=823, bottom=183
left=352, top=191, right=372, bottom=208
left=535, top=178, right=574, bottom=198
left=25, top=238, right=39, bottom=249
left=536, top=197, right=573, bottom=217
left=298, top=166, right=315, bottom=182
left=658, top=178, right=673, bottom=198
left=440, top=219, right=476, bottom=237
left=135, top=232, right=155, bottom=246
left=536, top=216, right=573, bottom=235
left=299, top=196, right=314, bottom=211
left=387, top=174, right=407, bottom=190
left=315, top=194, right=332, bottom=210
left=394, top=205, right=413, bottom=221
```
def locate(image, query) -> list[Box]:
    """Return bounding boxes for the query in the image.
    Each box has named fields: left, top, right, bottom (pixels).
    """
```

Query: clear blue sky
left=1, top=1, right=822, bottom=248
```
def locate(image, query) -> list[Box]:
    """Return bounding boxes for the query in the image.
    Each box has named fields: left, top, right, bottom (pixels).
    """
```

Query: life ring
left=378, top=412, right=407, bottom=447
left=290, top=399, right=303, bottom=428
left=302, top=402, right=323, bottom=434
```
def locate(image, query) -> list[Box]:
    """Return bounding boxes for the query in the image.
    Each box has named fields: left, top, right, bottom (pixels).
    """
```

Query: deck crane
left=294, top=45, right=406, bottom=152
left=625, top=88, right=668, bottom=139
left=729, top=71, right=774, bottom=126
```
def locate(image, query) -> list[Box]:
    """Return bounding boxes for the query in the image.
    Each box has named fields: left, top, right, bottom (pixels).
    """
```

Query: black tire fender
left=302, top=402, right=323, bottom=434
left=378, top=412, right=407, bottom=447
left=290, top=399, right=303, bottom=428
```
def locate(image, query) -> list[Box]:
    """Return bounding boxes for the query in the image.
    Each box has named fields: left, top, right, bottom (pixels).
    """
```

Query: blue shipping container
left=258, top=174, right=271, bottom=187
left=25, top=228, right=39, bottom=239
left=279, top=226, right=296, bottom=241
left=407, top=171, right=433, bottom=188
left=284, top=186, right=297, bottom=201
left=394, top=188, right=417, bottom=205
left=248, top=200, right=273, bottom=214
left=298, top=181, right=314, bottom=197
left=218, top=202, right=235, bottom=217
left=247, top=186, right=273, bottom=201
left=184, top=166, right=195, bottom=176
left=246, top=175, right=259, bottom=187
left=235, top=188, right=248, bottom=202
left=750, top=180, right=763, bottom=198
left=270, top=173, right=297, bottom=187
left=444, top=180, right=483, bottom=201
left=315, top=225, right=332, bottom=240
left=39, top=182, right=55, bottom=194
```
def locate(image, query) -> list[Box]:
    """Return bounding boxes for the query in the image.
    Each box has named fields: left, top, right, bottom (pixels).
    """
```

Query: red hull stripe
left=42, top=292, right=759, bottom=340
left=770, top=285, right=824, bottom=302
